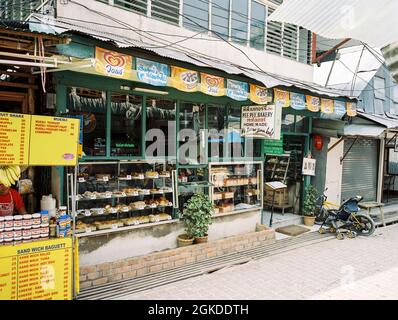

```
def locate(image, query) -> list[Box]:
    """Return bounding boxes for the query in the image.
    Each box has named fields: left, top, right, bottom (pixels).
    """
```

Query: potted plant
left=178, top=193, right=214, bottom=246
left=303, top=185, right=318, bottom=227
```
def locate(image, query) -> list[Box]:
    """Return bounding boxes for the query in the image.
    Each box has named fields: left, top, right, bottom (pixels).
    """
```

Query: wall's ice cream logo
left=201, top=73, right=224, bottom=96
left=95, top=47, right=132, bottom=78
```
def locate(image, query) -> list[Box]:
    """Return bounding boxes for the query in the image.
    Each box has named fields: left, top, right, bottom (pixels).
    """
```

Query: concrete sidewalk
left=119, top=223, right=398, bottom=300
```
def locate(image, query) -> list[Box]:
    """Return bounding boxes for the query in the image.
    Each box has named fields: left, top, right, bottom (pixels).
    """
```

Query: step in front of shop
left=77, top=231, right=333, bottom=300
left=78, top=227, right=276, bottom=294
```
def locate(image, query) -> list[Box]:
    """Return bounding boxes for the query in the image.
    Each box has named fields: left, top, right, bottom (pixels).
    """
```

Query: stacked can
left=57, top=215, right=72, bottom=238
left=40, top=210, right=49, bottom=240
left=0, top=211, right=51, bottom=246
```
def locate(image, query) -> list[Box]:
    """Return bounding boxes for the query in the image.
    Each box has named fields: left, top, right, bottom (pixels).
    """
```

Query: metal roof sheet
left=268, top=0, right=398, bottom=48
left=313, top=45, right=384, bottom=98
left=357, top=111, right=398, bottom=129
left=343, top=124, right=385, bottom=138
left=29, top=13, right=355, bottom=99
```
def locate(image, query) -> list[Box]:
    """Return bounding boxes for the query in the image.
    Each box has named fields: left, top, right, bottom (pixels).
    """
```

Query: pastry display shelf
left=72, top=191, right=173, bottom=201
left=74, top=219, right=180, bottom=238
left=74, top=205, right=174, bottom=219
left=214, top=183, right=258, bottom=188
left=178, top=181, right=214, bottom=187
left=77, top=178, right=118, bottom=183
left=209, top=161, right=264, bottom=212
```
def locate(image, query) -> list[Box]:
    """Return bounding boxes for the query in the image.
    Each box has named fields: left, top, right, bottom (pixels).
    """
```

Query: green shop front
left=52, top=38, right=356, bottom=267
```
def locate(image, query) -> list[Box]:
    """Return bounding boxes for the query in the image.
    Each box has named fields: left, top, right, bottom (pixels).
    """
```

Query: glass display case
left=177, top=166, right=210, bottom=212
left=209, top=161, right=263, bottom=215
left=68, top=160, right=178, bottom=236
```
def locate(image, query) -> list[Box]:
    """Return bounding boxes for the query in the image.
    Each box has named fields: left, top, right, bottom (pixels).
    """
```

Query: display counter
left=70, top=160, right=263, bottom=267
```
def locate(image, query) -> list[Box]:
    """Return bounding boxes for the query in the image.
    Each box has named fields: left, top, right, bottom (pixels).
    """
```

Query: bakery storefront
left=52, top=39, right=356, bottom=272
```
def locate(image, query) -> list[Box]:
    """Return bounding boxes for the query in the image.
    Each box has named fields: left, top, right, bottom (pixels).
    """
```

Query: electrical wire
left=39, top=13, right=358, bottom=97
left=7, top=1, right=364, bottom=98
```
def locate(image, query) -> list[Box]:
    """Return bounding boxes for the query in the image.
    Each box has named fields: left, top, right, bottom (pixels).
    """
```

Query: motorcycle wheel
left=352, top=214, right=375, bottom=236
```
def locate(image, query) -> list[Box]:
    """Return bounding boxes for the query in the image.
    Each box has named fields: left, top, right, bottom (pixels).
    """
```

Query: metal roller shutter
left=341, top=138, right=379, bottom=202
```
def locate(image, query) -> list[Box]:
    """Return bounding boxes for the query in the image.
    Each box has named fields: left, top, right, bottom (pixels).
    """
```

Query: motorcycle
left=318, top=195, right=375, bottom=240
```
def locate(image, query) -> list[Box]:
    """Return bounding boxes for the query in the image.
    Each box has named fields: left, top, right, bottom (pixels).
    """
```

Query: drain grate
left=77, top=232, right=333, bottom=300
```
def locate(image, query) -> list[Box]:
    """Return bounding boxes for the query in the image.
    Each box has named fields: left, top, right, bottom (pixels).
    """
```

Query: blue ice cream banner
left=226, top=79, right=248, bottom=101
left=136, top=58, right=168, bottom=87
left=321, top=100, right=346, bottom=120
left=290, top=92, right=306, bottom=110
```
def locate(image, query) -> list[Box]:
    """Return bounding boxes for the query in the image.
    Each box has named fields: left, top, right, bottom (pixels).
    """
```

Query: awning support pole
left=328, top=137, right=344, bottom=153
left=386, top=132, right=398, bottom=145
left=340, top=137, right=358, bottom=164
left=314, top=38, right=351, bottom=66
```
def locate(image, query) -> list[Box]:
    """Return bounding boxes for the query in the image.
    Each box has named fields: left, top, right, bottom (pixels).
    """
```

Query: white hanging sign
left=302, top=157, right=316, bottom=176
left=241, top=105, right=282, bottom=140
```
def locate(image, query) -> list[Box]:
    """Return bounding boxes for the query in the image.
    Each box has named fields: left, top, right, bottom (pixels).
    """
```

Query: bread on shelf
left=145, top=171, right=159, bottom=178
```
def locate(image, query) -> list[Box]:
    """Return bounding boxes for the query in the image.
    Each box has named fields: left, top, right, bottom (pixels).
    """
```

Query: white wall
left=56, top=0, right=314, bottom=82
left=324, top=138, right=344, bottom=206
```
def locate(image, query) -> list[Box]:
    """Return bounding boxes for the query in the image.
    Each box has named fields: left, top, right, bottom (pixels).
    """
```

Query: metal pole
left=269, top=189, right=276, bottom=227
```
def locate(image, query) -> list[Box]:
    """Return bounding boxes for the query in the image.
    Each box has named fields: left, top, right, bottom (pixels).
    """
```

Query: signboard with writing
left=302, top=157, right=316, bottom=176
left=29, top=116, right=80, bottom=166
left=290, top=92, right=306, bottom=110
left=241, top=105, right=282, bottom=140
left=95, top=47, right=133, bottom=79
left=0, top=113, right=80, bottom=166
left=0, top=238, right=73, bottom=300
left=0, top=112, right=30, bottom=165
left=136, top=58, right=168, bottom=87
left=226, top=79, right=248, bottom=101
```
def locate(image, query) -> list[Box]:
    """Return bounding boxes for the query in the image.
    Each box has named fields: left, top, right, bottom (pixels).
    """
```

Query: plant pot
left=303, top=216, right=316, bottom=227
left=177, top=234, right=194, bottom=247
left=194, top=234, right=208, bottom=244
left=255, top=223, right=269, bottom=232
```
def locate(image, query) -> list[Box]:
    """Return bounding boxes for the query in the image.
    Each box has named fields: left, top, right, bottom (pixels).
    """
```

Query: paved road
left=119, top=224, right=398, bottom=300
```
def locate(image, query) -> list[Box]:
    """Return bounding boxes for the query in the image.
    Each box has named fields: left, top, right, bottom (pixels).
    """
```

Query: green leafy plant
left=303, top=185, right=319, bottom=217
left=182, top=193, right=214, bottom=239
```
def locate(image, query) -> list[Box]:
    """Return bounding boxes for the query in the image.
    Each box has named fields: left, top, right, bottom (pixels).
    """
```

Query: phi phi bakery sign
left=241, top=105, right=282, bottom=140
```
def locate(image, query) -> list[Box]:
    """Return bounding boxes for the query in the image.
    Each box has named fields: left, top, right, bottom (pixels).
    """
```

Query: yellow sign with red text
left=0, top=238, right=73, bottom=300
left=0, top=113, right=79, bottom=166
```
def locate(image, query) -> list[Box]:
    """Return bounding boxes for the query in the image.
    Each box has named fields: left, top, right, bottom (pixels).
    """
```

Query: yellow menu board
left=0, top=238, right=73, bottom=300
left=29, top=116, right=80, bottom=166
left=0, top=112, right=31, bottom=165
left=0, top=113, right=80, bottom=166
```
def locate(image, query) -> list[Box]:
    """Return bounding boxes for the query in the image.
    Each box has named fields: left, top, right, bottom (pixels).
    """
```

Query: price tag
left=111, top=224, right=118, bottom=229
left=78, top=177, right=85, bottom=183
left=126, top=175, right=132, bottom=180
left=85, top=227, right=92, bottom=233
left=134, top=221, right=140, bottom=226
left=103, top=176, right=109, bottom=182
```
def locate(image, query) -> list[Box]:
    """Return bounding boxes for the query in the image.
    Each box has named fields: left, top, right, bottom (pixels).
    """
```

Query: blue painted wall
left=358, top=66, right=398, bottom=115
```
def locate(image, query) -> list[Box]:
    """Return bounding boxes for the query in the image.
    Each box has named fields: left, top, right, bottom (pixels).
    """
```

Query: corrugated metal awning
left=269, top=0, right=398, bottom=48
left=357, top=111, right=398, bottom=129
left=344, top=124, right=385, bottom=138
left=29, top=13, right=355, bottom=100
